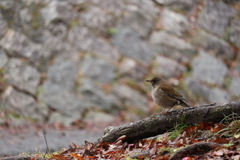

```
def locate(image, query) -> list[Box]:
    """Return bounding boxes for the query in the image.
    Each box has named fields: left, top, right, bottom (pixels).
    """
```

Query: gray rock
left=185, top=78, right=230, bottom=103
left=120, top=9, right=155, bottom=38
left=155, top=0, right=199, bottom=12
left=55, top=43, right=80, bottom=62
left=84, top=111, right=115, bottom=123
left=154, top=0, right=178, bottom=5
left=67, top=0, right=88, bottom=5
left=229, top=77, right=240, bottom=96
left=67, top=26, right=92, bottom=51
left=192, top=50, right=228, bottom=85
left=150, top=31, right=196, bottom=62
left=4, top=58, right=41, bottom=94
left=68, top=25, right=120, bottom=61
left=222, top=0, right=239, bottom=4
left=198, top=1, right=236, bottom=37
left=8, top=115, right=26, bottom=126
left=0, top=0, right=24, bottom=35
left=0, top=30, right=42, bottom=60
left=154, top=56, right=186, bottom=78
left=89, top=37, right=120, bottom=62
left=119, top=58, right=136, bottom=75
left=80, top=56, right=116, bottom=83
left=49, top=112, right=81, bottom=126
left=47, top=57, right=78, bottom=90
left=2, top=87, right=49, bottom=122
left=112, top=27, right=154, bottom=64
left=18, top=5, right=45, bottom=43
left=162, top=9, right=189, bottom=37
left=28, top=103, right=49, bottom=122
left=19, top=7, right=33, bottom=31
left=184, top=77, right=209, bottom=100
left=207, top=88, right=230, bottom=103
left=68, top=0, right=125, bottom=18
left=0, top=117, right=4, bottom=125
left=79, top=5, right=114, bottom=32
left=192, top=30, right=234, bottom=60
left=235, top=61, right=240, bottom=75
left=40, top=1, right=75, bottom=26
left=89, top=0, right=124, bottom=16
left=119, top=1, right=157, bottom=43
left=0, top=29, right=44, bottom=66
left=229, top=20, right=240, bottom=48
left=124, top=0, right=158, bottom=18
left=0, top=0, right=14, bottom=9
left=0, top=51, right=8, bottom=68
left=39, top=81, right=83, bottom=115
left=21, top=0, right=49, bottom=5
left=0, top=12, right=7, bottom=38
left=119, top=58, right=148, bottom=81
left=46, top=21, right=68, bottom=40
left=41, top=31, right=80, bottom=63
left=79, top=78, right=121, bottom=112
left=112, top=84, right=148, bottom=112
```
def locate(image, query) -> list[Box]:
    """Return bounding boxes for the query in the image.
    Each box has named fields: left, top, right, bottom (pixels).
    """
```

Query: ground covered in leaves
left=1, top=119, right=239, bottom=160
left=48, top=120, right=240, bottom=160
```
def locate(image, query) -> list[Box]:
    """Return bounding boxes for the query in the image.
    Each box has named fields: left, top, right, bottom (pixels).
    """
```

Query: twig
left=43, top=130, right=50, bottom=158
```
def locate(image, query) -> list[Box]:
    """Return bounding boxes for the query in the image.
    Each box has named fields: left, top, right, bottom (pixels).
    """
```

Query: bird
left=146, top=77, right=190, bottom=114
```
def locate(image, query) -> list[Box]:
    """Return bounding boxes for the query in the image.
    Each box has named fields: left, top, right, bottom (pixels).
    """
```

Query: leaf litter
left=49, top=121, right=240, bottom=160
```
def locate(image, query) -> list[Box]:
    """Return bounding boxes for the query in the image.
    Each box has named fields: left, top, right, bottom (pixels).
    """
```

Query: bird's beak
left=146, top=80, right=151, bottom=82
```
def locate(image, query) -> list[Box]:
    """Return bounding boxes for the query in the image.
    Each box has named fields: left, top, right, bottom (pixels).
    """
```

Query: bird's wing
left=158, top=85, right=186, bottom=101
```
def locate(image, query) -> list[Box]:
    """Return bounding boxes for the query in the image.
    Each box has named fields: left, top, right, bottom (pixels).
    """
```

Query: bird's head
left=146, top=77, right=162, bottom=87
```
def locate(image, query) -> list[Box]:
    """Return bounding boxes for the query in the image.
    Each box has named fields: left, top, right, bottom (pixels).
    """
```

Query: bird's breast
left=151, top=87, right=164, bottom=101
left=152, top=87, right=178, bottom=108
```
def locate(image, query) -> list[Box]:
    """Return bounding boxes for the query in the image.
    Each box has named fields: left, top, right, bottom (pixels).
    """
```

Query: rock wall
left=0, top=0, right=239, bottom=126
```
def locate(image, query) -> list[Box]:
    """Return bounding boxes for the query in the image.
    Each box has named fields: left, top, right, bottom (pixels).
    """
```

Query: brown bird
left=146, top=77, right=190, bottom=113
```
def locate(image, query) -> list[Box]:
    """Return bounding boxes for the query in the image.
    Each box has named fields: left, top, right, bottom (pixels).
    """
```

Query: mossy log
left=95, top=100, right=240, bottom=144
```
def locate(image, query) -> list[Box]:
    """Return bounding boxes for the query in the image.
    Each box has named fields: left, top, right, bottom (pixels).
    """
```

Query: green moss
left=30, top=3, right=46, bottom=30
left=125, top=157, right=138, bottom=160
left=168, top=121, right=189, bottom=140
left=31, top=8, right=40, bottom=29
left=7, top=113, right=21, bottom=119
left=0, top=69, right=7, bottom=87
left=36, top=86, right=43, bottom=98
left=232, top=95, right=240, bottom=100
left=224, top=77, right=232, bottom=89
left=158, top=147, right=174, bottom=155
left=107, top=27, right=117, bottom=35
left=17, top=150, right=61, bottom=159
left=223, top=26, right=231, bottom=41
left=68, top=19, right=79, bottom=29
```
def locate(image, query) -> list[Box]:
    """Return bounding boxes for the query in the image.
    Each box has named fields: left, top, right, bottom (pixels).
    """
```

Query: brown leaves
left=52, top=122, right=240, bottom=160
left=56, top=140, right=127, bottom=159
left=50, top=155, right=67, bottom=160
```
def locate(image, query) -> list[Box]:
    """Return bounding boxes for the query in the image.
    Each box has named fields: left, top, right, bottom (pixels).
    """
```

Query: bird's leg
left=160, top=108, right=166, bottom=114
left=166, top=106, right=174, bottom=113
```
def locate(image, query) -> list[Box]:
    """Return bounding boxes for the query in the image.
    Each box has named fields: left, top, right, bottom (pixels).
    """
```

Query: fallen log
left=95, top=100, right=240, bottom=144
left=169, top=142, right=222, bottom=160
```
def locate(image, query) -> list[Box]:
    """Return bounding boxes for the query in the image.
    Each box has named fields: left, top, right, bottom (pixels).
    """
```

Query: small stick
left=43, top=130, right=50, bottom=158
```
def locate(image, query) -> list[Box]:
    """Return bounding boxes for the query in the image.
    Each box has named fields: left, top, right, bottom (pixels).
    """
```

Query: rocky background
left=0, top=0, right=239, bottom=155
